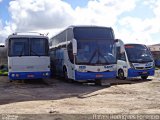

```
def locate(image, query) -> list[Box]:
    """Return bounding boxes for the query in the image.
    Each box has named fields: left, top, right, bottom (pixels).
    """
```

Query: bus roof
left=68, top=25, right=112, bottom=29
left=7, top=32, right=48, bottom=39
left=50, top=25, right=114, bottom=39
left=125, top=43, right=146, bottom=46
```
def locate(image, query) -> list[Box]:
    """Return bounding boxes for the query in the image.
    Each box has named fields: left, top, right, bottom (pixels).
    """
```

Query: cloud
left=0, top=20, right=17, bottom=43
left=115, top=0, right=160, bottom=45
left=0, top=0, right=76, bottom=42
left=8, top=0, right=137, bottom=31
left=116, top=17, right=154, bottom=44
left=0, top=0, right=160, bottom=45
left=0, top=20, right=2, bottom=29
left=72, top=0, right=159, bottom=45
left=74, top=0, right=137, bottom=26
left=8, top=0, right=75, bottom=31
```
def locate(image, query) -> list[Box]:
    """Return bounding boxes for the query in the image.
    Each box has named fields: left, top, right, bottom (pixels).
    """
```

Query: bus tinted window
left=73, top=27, right=114, bottom=40
left=125, top=44, right=153, bottom=63
left=31, top=38, right=48, bottom=56
left=9, top=37, right=48, bottom=56
left=9, top=38, right=29, bottom=56
left=76, top=40, right=116, bottom=65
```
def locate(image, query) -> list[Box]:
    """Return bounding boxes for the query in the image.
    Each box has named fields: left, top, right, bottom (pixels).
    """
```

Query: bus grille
left=135, top=66, right=152, bottom=70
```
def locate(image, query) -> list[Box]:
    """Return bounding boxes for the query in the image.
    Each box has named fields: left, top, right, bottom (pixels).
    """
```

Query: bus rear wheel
left=118, top=69, right=126, bottom=80
left=141, top=76, right=148, bottom=80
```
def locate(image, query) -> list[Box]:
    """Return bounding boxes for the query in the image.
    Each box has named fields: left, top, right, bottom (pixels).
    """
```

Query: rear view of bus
left=7, top=33, right=50, bottom=80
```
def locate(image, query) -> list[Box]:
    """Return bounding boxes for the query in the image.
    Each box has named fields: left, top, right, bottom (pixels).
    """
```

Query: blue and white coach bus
left=7, top=32, right=50, bottom=80
left=50, top=26, right=117, bottom=83
left=116, top=40, right=155, bottom=80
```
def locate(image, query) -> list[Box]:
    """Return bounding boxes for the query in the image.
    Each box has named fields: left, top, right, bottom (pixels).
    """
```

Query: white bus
left=50, top=26, right=117, bottom=83
left=7, top=32, right=50, bottom=80
left=116, top=40, right=155, bottom=80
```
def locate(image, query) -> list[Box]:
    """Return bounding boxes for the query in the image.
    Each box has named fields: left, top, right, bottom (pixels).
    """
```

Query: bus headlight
left=16, top=74, right=19, bottom=77
left=78, top=66, right=87, bottom=72
left=11, top=74, right=15, bottom=77
left=79, top=66, right=86, bottom=69
left=43, top=73, right=49, bottom=76
left=46, top=73, right=49, bottom=76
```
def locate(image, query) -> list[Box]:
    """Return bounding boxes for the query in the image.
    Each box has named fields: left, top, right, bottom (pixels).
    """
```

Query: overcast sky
left=0, top=0, right=160, bottom=45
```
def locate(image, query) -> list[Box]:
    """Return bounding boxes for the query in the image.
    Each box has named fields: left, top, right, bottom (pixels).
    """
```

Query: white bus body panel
left=117, top=60, right=128, bottom=77
left=8, top=56, right=50, bottom=80
left=8, top=56, right=50, bottom=72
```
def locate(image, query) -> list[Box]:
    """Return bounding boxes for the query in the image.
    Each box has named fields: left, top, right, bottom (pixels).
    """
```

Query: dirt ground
left=0, top=75, right=160, bottom=119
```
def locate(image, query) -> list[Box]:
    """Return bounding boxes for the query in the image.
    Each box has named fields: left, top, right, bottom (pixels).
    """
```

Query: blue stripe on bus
left=128, top=68, right=155, bottom=77
left=75, top=71, right=116, bottom=80
left=9, top=71, right=50, bottom=80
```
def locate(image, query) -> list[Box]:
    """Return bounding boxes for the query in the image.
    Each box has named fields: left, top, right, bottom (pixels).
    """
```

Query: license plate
left=96, top=74, right=103, bottom=78
left=27, top=75, right=34, bottom=78
left=142, top=71, right=147, bottom=74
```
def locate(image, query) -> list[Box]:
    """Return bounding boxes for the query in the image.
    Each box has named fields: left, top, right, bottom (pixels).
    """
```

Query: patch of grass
left=0, top=70, right=8, bottom=76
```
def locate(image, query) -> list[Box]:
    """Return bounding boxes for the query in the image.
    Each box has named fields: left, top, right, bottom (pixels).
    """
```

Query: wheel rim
left=118, top=70, right=124, bottom=79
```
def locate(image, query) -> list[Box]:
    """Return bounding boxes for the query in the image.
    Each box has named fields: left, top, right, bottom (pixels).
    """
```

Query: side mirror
left=120, top=46, right=125, bottom=53
left=115, top=39, right=125, bottom=53
left=72, top=39, right=77, bottom=55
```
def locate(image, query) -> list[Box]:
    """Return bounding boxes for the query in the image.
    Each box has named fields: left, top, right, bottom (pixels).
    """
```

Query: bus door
left=116, top=40, right=128, bottom=79
left=55, top=49, right=64, bottom=76
left=66, top=42, right=75, bottom=79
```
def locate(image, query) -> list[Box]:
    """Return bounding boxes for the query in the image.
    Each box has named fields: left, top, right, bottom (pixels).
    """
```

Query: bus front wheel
left=141, top=76, right=148, bottom=80
left=118, top=69, right=126, bottom=80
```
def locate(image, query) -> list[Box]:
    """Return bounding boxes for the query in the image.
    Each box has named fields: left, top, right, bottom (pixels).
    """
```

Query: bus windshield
left=30, top=38, right=47, bottom=56
left=9, top=38, right=49, bottom=57
left=73, top=27, right=116, bottom=65
left=76, top=40, right=116, bottom=65
left=125, top=44, right=153, bottom=63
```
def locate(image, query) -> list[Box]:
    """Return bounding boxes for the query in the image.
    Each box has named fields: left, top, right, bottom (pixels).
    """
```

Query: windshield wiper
left=98, top=50, right=110, bottom=64
left=88, top=49, right=111, bottom=65
left=31, top=49, right=40, bottom=57
left=89, top=49, right=98, bottom=64
left=19, top=44, right=25, bottom=57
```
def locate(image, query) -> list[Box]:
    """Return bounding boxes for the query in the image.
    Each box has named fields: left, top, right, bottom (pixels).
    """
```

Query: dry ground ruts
left=0, top=76, right=160, bottom=115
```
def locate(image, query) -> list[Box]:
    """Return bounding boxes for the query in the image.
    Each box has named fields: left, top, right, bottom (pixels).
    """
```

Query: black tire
left=141, top=76, right=148, bottom=80
left=118, top=69, right=126, bottom=80
left=95, top=79, right=102, bottom=86
left=9, top=80, right=13, bottom=82
left=63, top=67, right=73, bottom=83
left=63, top=67, right=68, bottom=80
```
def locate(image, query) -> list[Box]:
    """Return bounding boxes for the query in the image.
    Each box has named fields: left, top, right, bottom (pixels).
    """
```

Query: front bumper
left=128, top=68, right=155, bottom=77
left=75, top=71, right=116, bottom=81
left=9, top=71, right=50, bottom=80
